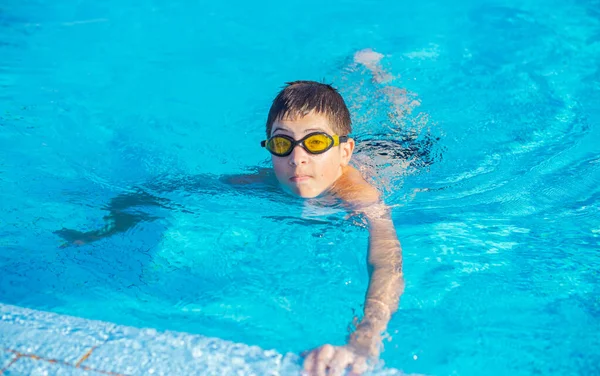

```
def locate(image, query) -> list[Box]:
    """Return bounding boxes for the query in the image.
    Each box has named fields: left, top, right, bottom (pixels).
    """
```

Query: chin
left=285, top=185, right=322, bottom=199
left=297, top=191, right=321, bottom=199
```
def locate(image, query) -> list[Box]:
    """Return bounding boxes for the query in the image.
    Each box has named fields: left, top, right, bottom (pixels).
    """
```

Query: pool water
left=1, top=0, right=599, bottom=375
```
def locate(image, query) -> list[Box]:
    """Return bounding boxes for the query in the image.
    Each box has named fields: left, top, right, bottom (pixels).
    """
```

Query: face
left=269, top=111, right=355, bottom=198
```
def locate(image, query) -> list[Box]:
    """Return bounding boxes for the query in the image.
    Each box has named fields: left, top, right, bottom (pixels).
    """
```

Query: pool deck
left=0, top=303, right=409, bottom=375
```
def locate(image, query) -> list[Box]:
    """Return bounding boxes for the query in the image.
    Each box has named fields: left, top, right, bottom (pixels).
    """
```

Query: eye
left=307, top=139, right=325, bottom=146
left=273, top=139, right=289, bottom=147
left=269, top=137, right=292, bottom=153
left=305, top=135, right=331, bottom=150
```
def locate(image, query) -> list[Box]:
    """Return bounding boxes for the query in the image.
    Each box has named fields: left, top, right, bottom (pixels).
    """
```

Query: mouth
left=289, top=175, right=312, bottom=183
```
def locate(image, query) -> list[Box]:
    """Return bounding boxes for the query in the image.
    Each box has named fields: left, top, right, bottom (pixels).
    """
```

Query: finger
left=349, top=356, right=369, bottom=376
left=315, top=345, right=335, bottom=376
left=303, top=351, right=317, bottom=375
left=327, top=349, right=353, bottom=376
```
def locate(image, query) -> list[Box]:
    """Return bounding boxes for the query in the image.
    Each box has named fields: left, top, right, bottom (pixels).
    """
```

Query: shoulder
left=332, top=166, right=381, bottom=209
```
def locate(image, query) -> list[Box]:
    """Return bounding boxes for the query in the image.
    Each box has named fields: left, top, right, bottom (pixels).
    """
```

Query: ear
left=340, top=138, right=355, bottom=166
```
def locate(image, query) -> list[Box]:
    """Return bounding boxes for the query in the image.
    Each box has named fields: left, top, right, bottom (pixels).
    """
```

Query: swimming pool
left=1, top=0, right=599, bottom=374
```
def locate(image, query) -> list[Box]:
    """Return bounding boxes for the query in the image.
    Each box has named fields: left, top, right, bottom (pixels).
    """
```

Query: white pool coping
left=0, top=303, right=409, bottom=375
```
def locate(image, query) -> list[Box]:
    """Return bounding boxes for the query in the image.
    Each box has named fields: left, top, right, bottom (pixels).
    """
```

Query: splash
left=340, top=49, right=443, bottom=197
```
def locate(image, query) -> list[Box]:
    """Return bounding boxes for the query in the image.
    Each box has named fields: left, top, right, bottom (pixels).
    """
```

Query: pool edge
left=0, top=303, right=411, bottom=375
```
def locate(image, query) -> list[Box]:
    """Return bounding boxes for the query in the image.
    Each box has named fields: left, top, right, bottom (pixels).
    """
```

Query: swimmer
left=56, top=52, right=409, bottom=376
left=263, top=80, right=403, bottom=376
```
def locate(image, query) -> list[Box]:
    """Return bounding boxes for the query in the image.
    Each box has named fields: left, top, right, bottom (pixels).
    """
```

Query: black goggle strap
left=332, top=135, right=348, bottom=146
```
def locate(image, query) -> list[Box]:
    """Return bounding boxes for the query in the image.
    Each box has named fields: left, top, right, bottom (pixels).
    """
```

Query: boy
left=262, top=81, right=404, bottom=376
left=56, top=57, right=405, bottom=376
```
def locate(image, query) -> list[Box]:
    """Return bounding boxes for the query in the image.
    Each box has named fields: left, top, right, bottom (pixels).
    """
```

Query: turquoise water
left=1, top=0, right=599, bottom=375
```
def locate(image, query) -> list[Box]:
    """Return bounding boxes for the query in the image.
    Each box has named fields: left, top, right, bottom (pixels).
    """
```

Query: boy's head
left=266, top=80, right=352, bottom=137
left=263, top=81, right=355, bottom=198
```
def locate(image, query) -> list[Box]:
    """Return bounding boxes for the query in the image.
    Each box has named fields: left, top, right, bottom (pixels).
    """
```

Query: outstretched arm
left=349, top=204, right=404, bottom=357
left=303, top=167, right=404, bottom=375
left=55, top=169, right=278, bottom=247
left=55, top=189, right=168, bottom=247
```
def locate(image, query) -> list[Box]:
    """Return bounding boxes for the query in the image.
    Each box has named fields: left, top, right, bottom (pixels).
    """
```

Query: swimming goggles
left=261, top=132, right=348, bottom=157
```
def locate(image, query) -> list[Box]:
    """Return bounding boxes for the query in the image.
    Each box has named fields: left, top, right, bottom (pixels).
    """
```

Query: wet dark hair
left=266, top=80, right=352, bottom=137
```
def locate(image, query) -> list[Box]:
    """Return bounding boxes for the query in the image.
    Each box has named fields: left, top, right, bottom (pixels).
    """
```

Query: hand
left=302, top=344, right=374, bottom=376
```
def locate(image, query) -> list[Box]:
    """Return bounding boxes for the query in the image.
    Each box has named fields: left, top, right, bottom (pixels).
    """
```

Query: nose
left=289, top=144, right=309, bottom=166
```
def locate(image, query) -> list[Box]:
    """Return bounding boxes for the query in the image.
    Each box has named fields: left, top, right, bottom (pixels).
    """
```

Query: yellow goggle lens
left=304, top=134, right=333, bottom=152
left=267, top=137, right=292, bottom=154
